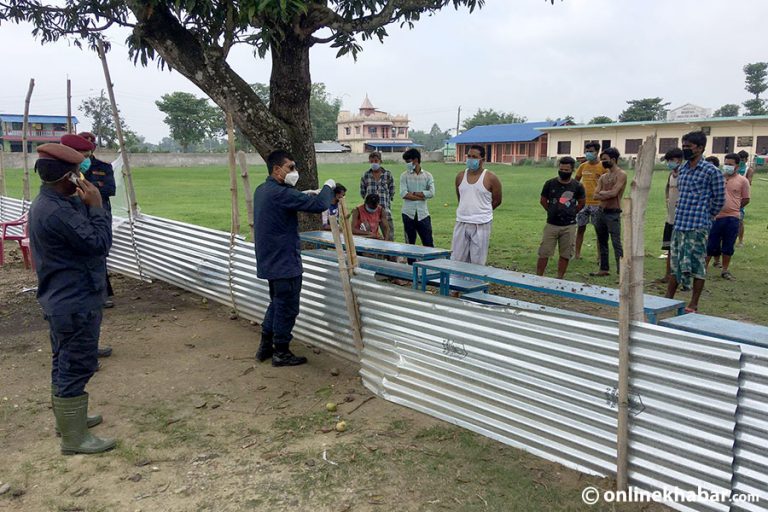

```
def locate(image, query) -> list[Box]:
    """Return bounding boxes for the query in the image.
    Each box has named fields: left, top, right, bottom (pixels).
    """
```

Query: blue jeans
left=707, top=217, right=739, bottom=257
left=262, top=276, right=302, bottom=349
left=47, top=309, right=102, bottom=398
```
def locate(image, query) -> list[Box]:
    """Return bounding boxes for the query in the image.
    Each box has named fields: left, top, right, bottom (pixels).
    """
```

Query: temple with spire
left=336, top=95, right=415, bottom=153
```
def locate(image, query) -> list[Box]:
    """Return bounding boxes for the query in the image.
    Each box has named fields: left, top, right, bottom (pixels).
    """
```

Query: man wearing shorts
left=706, top=153, right=750, bottom=280
left=659, top=148, right=683, bottom=283
left=736, top=150, right=754, bottom=247
left=574, top=141, right=606, bottom=259
left=536, top=157, right=585, bottom=279
left=665, top=131, right=725, bottom=312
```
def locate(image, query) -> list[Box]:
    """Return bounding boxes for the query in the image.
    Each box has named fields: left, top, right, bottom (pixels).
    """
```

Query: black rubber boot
left=52, top=385, right=102, bottom=435
left=255, top=333, right=274, bottom=362
left=52, top=393, right=116, bottom=455
left=272, top=346, right=307, bottom=367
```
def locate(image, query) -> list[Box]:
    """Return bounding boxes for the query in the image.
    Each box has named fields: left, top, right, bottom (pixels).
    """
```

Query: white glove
left=302, top=189, right=321, bottom=195
left=324, top=179, right=336, bottom=190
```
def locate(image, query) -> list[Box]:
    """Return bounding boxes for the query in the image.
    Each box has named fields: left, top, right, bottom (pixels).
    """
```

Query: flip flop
left=684, top=307, right=697, bottom=314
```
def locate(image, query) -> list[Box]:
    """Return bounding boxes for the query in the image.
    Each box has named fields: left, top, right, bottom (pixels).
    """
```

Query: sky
left=0, top=0, right=765, bottom=144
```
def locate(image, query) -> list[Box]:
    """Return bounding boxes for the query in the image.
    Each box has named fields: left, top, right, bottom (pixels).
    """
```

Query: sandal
left=684, top=307, right=697, bottom=314
left=721, top=271, right=734, bottom=280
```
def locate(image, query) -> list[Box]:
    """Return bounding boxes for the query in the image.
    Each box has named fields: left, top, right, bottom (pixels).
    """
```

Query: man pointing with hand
left=29, top=143, right=116, bottom=455
left=253, top=149, right=335, bottom=367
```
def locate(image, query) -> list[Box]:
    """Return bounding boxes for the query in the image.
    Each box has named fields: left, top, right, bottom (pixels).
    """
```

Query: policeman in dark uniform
left=60, top=134, right=114, bottom=360
left=29, top=143, right=116, bottom=455
left=78, top=132, right=116, bottom=308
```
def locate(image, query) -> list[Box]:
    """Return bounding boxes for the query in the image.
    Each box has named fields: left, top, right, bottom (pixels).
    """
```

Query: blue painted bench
left=462, top=291, right=595, bottom=320
left=303, top=249, right=487, bottom=294
left=300, top=230, right=451, bottom=261
left=659, top=314, right=768, bottom=347
left=413, top=258, right=685, bottom=324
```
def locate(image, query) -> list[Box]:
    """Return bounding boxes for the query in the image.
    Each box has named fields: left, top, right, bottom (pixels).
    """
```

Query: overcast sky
left=0, top=0, right=764, bottom=143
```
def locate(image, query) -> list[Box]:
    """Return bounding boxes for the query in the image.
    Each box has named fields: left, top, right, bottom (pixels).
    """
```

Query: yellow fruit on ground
left=326, top=402, right=337, bottom=412
left=335, top=420, right=347, bottom=432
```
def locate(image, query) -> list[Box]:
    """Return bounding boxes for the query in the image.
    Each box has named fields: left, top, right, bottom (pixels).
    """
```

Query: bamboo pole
left=0, top=149, right=5, bottom=197
left=97, top=40, right=138, bottom=216
left=337, top=196, right=357, bottom=269
left=226, top=112, right=240, bottom=236
left=237, top=150, right=254, bottom=241
left=329, top=208, right=364, bottom=355
left=21, top=78, right=35, bottom=205
left=66, top=79, right=73, bottom=134
left=628, top=135, right=656, bottom=321
left=616, top=196, right=633, bottom=491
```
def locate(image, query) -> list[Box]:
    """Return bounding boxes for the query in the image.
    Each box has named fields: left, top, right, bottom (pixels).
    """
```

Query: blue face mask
left=466, top=158, right=480, bottom=171
left=80, top=157, right=91, bottom=172
left=406, top=162, right=416, bottom=172
left=585, top=151, right=597, bottom=162
left=666, top=162, right=678, bottom=171
left=371, top=163, right=381, bottom=171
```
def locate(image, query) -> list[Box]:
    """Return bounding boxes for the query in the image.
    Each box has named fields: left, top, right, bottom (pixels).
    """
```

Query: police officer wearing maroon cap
left=29, top=143, right=117, bottom=455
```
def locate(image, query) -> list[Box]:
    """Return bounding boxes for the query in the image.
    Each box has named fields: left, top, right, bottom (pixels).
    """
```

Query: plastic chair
left=1, top=213, right=31, bottom=268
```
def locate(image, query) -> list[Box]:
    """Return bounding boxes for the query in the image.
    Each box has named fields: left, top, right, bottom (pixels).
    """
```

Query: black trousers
left=402, top=213, right=434, bottom=247
left=262, top=276, right=302, bottom=349
left=595, top=209, right=623, bottom=271
left=48, top=308, right=102, bottom=398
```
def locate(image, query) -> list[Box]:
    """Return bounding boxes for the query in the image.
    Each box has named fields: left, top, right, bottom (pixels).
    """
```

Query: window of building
left=557, top=141, right=571, bottom=154
left=756, top=136, right=768, bottom=155
left=368, top=126, right=377, bottom=135
left=355, top=126, right=361, bottom=135
left=712, top=136, right=735, bottom=153
left=11, top=122, right=23, bottom=130
left=737, top=136, right=753, bottom=147
left=700, top=126, right=711, bottom=135
left=601, top=140, right=611, bottom=151
left=658, top=137, right=678, bottom=154
left=344, top=127, right=351, bottom=136
left=624, top=139, right=642, bottom=154
left=518, top=143, right=527, bottom=154
left=504, top=144, right=512, bottom=154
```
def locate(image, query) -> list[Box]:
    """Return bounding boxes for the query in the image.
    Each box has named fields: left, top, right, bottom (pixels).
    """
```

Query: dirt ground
left=0, top=243, right=669, bottom=512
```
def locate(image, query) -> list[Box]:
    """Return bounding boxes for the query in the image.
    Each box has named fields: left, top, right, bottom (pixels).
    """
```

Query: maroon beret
left=60, top=133, right=96, bottom=152
left=78, top=132, right=97, bottom=144
left=36, top=143, right=86, bottom=164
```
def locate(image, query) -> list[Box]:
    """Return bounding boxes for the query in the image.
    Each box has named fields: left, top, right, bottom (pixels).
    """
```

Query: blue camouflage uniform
left=30, top=186, right=112, bottom=397
left=253, top=176, right=332, bottom=349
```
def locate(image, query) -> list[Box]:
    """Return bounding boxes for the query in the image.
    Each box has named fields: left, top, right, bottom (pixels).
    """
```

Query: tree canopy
left=713, top=104, right=740, bottom=118
left=79, top=90, right=138, bottom=149
left=618, top=98, right=670, bottom=122
left=410, top=123, right=451, bottom=151
left=462, top=108, right=527, bottom=131
left=588, top=116, right=614, bottom=125
left=155, top=92, right=222, bottom=152
left=743, top=62, right=768, bottom=116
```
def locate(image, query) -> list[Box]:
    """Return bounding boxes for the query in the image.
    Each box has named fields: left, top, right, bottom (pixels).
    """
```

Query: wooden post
left=237, top=150, right=254, bottom=241
left=66, top=79, right=73, bottom=134
left=97, top=40, right=138, bottom=216
left=616, top=197, right=633, bottom=491
left=0, top=149, right=6, bottom=197
left=226, top=112, right=240, bottom=236
left=329, top=208, right=364, bottom=355
left=337, top=196, right=357, bottom=269
left=22, top=78, right=35, bottom=205
left=628, top=135, right=656, bottom=321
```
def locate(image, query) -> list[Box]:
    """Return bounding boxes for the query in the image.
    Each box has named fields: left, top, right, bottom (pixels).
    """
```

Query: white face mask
left=284, top=170, right=300, bottom=187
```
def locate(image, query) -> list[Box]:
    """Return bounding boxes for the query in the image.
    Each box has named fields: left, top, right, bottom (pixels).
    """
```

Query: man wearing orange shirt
left=574, top=141, right=606, bottom=259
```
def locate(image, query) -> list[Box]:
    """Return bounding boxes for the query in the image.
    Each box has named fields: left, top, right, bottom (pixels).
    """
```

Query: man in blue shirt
left=253, top=150, right=335, bottom=366
left=29, top=143, right=116, bottom=455
left=665, top=131, right=726, bottom=312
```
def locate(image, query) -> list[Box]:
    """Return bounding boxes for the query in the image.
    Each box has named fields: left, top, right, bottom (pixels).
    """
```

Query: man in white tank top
left=450, top=145, right=502, bottom=265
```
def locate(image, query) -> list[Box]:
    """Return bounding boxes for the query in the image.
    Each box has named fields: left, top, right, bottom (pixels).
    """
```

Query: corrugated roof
left=314, top=142, right=350, bottom=153
left=0, top=113, right=79, bottom=124
left=450, top=120, right=567, bottom=144
left=366, top=141, right=422, bottom=148
left=538, top=115, right=768, bottom=131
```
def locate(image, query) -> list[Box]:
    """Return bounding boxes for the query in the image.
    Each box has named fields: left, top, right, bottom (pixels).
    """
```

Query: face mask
left=601, top=161, right=612, bottom=170
left=371, top=163, right=381, bottom=171
left=365, top=206, right=377, bottom=213
left=739, top=162, right=746, bottom=171
left=585, top=151, right=596, bottom=162
left=284, top=170, right=299, bottom=187
left=558, top=171, right=572, bottom=181
left=406, top=162, right=415, bottom=172
left=723, top=165, right=736, bottom=175
left=682, top=148, right=694, bottom=160
left=466, top=158, right=480, bottom=171
left=80, top=157, right=91, bottom=172
left=666, top=162, right=679, bottom=171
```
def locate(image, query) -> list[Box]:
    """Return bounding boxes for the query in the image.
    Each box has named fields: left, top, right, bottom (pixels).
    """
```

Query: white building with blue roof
left=448, top=120, right=570, bottom=164
left=0, top=114, right=79, bottom=153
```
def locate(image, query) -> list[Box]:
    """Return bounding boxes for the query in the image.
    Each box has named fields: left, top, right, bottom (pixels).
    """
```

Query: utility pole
left=456, top=105, right=461, bottom=135
left=66, top=78, right=73, bottom=133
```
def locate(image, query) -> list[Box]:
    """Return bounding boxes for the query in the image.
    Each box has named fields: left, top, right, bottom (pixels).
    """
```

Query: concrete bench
left=659, top=313, right=768, bottom=348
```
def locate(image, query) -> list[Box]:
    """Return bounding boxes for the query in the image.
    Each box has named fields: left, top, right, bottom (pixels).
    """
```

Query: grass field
left=3, top=162, right=766, bottom=324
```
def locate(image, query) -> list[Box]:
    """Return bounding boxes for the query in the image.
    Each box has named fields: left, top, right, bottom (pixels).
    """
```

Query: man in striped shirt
left=665, top=131, right=726, bottom=312
left=359, top=151, right=396, bottom=241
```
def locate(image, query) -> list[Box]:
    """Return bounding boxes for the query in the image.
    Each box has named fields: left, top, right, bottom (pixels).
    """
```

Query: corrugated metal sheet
left=2, top=195, right=765, bottom=510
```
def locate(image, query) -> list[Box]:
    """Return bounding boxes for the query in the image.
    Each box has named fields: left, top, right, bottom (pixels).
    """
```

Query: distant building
left=314, top=141, right=351, bottom=153
left=0, top=114, right=78, bottom=152
left=336, top=96, right=416, bottom=154
left=667, top=104, right=712, bottom=122
left=448, top=120, right=570, bottom=164
left=539, top=115, right=768, bottom=160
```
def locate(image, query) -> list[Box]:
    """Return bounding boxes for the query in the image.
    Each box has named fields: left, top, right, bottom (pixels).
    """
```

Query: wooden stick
left=226, top=111, right=240, bottom=236
left=66, top=79, right=73, bottom=134
left=22, top=78, right=35, bottom=205
left=616, top=196, right=633, bottom=492
left=337, top=196, right=357, bottom=269
left=628, top=135, right=656, bottom=321
left=0, top=149, right=6, bottom=198
left=97, top=40, right=138, bottom=216
left=237, top=150, right=254, bottom=241
left=329, top=210, right=364, bottom=355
